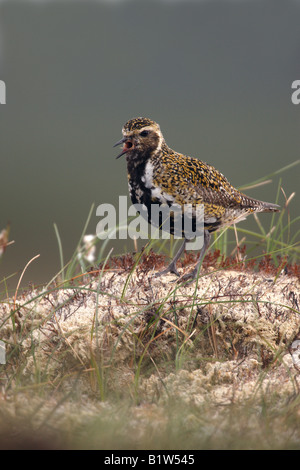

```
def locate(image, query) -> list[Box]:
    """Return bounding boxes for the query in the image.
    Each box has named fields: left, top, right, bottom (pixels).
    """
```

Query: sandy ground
left=0, top=266, right=300, bottom=448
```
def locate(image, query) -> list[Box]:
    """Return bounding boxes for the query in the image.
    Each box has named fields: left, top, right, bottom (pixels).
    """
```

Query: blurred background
left=0, top=0, right=299, bottom=290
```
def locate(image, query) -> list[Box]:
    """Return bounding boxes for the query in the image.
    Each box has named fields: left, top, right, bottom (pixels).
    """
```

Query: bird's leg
left=155, top=239, right=187, bottom=277
left=181, top=230, right=211, bottom=282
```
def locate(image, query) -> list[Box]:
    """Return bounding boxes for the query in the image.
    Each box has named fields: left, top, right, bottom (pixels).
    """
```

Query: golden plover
left=114, top=117, right=280, bottom=280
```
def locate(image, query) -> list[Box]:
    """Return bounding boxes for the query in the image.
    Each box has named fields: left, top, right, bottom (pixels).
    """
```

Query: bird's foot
left=155, top=264, right=180, bottom=278
left=179, top=268, right=199, bottom=284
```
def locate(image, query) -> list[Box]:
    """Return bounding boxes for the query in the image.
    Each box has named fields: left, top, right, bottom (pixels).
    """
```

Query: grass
left=0, top=164, right=299, bottom=450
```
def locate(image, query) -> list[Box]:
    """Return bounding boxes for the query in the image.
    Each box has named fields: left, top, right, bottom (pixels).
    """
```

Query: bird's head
left=114, top=117, right=164, bottom=161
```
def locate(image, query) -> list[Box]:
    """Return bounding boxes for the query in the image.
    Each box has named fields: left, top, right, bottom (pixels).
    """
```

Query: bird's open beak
left=113, top=137, right=133, bottom=159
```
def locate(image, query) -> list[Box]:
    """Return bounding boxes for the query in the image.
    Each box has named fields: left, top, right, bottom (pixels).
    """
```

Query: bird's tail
left=256, top=200, right=280, bottom=212
left=239, top=193, right=280, bottom=213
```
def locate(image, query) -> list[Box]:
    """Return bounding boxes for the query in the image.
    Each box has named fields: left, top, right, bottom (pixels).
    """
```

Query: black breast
left=127, top=160, right=153, bottom=221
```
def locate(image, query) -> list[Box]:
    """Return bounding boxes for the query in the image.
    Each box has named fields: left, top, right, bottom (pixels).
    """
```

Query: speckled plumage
left=114, top=117, right=280, bottom=280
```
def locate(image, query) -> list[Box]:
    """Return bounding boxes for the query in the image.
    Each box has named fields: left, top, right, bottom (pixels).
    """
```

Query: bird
left=114, top=117, right=280, bottom=281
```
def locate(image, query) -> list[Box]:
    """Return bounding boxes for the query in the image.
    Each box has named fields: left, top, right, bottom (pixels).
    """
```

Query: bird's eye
left=140, top=130, right=149, bottom=137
